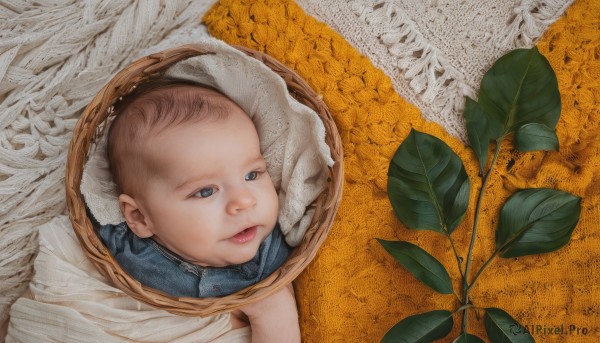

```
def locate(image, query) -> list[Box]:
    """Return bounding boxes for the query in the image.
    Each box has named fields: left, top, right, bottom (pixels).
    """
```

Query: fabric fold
left=7, top=215, right=250, bottom=343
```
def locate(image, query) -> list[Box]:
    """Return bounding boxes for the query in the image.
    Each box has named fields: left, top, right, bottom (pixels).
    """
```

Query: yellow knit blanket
left=204, top=0, right=600, bottom=341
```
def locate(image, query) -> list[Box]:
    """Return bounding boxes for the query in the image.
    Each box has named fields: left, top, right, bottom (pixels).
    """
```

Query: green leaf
left=476, top=47, right=561, bottom=141
left=496, top=188, right=581, bottom=258
left=377, top=239, right=453, bottom=294
left=453, top=333, right=485, bottom=343
left=388, top=129, right=470, bottom=233
left=381, top=310, right=453, bottom=343
left=515, top=123, right=559, bottom=152
left=464, top=97, right=491, bottom=173
left=484, top=308, right=535, bottom=343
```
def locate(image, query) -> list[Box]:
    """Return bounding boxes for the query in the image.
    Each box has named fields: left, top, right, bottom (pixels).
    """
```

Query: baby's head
left=107, top=79, right=279, bottom=267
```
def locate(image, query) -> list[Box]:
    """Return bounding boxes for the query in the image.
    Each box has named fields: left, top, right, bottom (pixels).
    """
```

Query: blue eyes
left=192, top=171, right=261, bottom=198
left=245, top=171, right=258, bottom=181
left=195, top=187, right=215, bottom=198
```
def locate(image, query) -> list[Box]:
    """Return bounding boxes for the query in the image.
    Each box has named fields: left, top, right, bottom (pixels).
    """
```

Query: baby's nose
left=226, top=187, right=257, bottom=214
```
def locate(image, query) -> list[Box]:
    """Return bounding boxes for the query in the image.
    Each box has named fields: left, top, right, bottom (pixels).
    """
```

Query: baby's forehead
left=132, top=83, right=233, bottom=106
left=141, top=114, right=262, bottom=181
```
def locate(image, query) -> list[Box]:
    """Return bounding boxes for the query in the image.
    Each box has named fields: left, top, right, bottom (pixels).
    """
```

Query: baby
left=97, top=78, right=300, bottom=342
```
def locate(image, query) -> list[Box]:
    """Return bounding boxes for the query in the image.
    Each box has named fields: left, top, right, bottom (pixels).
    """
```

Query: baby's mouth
left=230, top=226, right=258, bottom=243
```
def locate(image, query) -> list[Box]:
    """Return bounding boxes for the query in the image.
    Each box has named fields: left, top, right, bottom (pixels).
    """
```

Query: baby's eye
left=245, top=171, right=259, bottom=181
left=194, top=187, right=216, bottom=198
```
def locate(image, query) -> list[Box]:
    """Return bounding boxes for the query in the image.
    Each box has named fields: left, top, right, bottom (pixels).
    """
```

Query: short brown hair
left=107, top=78, right=233, bottom=195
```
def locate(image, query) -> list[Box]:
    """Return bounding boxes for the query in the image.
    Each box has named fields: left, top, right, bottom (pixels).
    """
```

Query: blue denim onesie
left=97, top=222, right=290, bottom=297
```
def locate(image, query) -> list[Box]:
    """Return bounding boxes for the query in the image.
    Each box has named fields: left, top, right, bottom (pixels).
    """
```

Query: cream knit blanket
left=0, top=0, right=216, bottom=327
left=7, top=215, right=251, bottom=343
left=297, top=0, right=574, bottom=142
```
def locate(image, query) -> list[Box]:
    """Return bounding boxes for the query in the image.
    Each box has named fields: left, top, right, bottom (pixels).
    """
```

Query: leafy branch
left=378, top=47, right=581, bottom=342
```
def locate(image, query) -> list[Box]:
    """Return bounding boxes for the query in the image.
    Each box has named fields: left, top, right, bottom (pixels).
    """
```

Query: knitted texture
left=204, top=0, right=600, bottom=341
left=296, top=0, right=573, bottom=142
left=6, top=216, right=244, bottom=343
left=0, top=0, right=215, bottom=324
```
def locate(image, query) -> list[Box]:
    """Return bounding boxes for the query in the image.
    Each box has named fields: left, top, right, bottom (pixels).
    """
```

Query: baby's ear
left=119, top=194, right=154, bottom=238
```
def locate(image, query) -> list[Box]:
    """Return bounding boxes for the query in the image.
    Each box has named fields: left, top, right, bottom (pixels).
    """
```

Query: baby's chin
left=208, top=251, right=258, bottom=267
left=228, top=241, right=264, bottom=264
left=208, top=243, right=260, bottom=267
left=209, top=223, right=276, bottom=266
left=223, top=236, right=269, bottom=265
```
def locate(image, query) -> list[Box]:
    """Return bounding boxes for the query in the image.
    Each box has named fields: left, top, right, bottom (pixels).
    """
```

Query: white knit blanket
left=6, top=215, right=250, bottom=343
left=297, top=0, right=574, bottom=142
left=0, top=0, right=216, bottom=328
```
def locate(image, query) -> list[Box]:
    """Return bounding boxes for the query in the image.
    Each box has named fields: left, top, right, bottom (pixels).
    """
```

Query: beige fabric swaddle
left=7, top=216, right=250, bottom=343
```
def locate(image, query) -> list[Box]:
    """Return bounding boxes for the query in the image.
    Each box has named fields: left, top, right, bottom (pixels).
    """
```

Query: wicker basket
left=65, top=44, right=343, bottom=317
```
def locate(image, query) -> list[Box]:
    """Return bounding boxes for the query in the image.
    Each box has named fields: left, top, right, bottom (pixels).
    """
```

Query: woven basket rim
left=65, top=43, right=343, bottom=317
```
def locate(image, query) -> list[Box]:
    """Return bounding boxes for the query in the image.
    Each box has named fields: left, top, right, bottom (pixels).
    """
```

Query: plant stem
left=446, top=233, right=465, bottom=279
left=460, top=142, right=502, bottom=334
left=454, top=304, right=474, bottom=314
left=467, top=249, right=501, bottom=291
left=468, top=208, right=541, bottom=291
left=454, top=304, right=485, bottom=315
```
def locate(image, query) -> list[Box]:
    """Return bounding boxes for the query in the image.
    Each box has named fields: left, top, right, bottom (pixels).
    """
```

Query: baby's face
left=134, top=105, right=279, bottom=267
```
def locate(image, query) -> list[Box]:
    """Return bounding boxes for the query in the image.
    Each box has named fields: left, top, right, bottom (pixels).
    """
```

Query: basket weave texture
left=65, top=44, right=343, bottom=317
